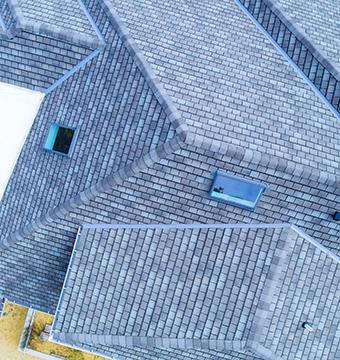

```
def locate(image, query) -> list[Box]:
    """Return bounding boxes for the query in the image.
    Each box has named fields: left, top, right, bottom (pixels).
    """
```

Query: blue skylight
left=209, top=171, right=266, bottom=210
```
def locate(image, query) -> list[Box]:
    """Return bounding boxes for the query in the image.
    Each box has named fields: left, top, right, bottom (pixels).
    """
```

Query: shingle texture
left=5, top=0, right=99, bottom=47
left=0, top=0, right=338, bottom=359
left=0, top=139, right=337, bottom=314
left=71, top=146, right=340, bottom=253
left=54, top=225, right=282, bottom=342
left=16, top=0, right=95, bottom=38
left=0, top=0, right=16, bottom=33
left=263, top=238, right=340, bottom=360
left=0, top=0, right=179, bottom=311
left=0, top=0, right=176, bottom=243
left=68, top=342, right=264, bottom=360
left=0, top=31, right=91, bottom=91
left=108, top=0, right=339, bottom=174
left=51, top=223, right=340, bottom=360
left=275, top=0, right=340, bottom=71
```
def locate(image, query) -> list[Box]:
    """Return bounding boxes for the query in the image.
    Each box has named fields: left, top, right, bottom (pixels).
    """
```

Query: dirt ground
left=29, top=312, right=105, bottom=360
left=0, top=302, right=39, bottom=360
left=0, top=303, right=105, bottom=360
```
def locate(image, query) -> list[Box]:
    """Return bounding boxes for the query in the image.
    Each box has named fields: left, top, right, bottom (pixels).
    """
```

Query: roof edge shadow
left=184, top=133, right=339, bottom=187
left=0, top=136, right=185, bottom=251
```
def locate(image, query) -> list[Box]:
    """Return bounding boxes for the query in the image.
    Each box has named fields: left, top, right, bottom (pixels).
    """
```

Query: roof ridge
left=97, top=0, right=188, bottom=141
left=0, top=0, right=190, bottom=251
left=97, top=0, right=338, bottom=185
left=245, top=341, right=284, bottom=360
left=5, top=0, right=101, bottom=48
left=235, top=0, right=340, bottom=119
left=50, top=223, right=339, bottom=359
left=247, top=228, right=298, bottom=345
left=185, top=132, right=339, bottom=187
left=251, top=0, right=340, bottom=79
left=0, top=137, right=184, bottom=250
left=0, top=0, right=18, bottom=38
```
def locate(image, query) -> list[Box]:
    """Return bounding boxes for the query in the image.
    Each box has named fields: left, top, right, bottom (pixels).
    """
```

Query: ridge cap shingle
left=257, top=0, right=340, bottom=79
left=51, top=223, right=339, bottom=360
left=0, top=0, right=190, bottom=252
left=5, top=0, right=101, bottom=48
left=0, top=137, right=184, bottom=250
left=184, top=132, right=339, bottom=187
left=99, top=0, right=339, bottom=182
left=98, top=0, right=188, bottom=141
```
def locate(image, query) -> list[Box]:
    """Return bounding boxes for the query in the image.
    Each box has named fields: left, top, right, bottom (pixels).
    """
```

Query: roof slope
left=0, top=0, right=16, bottom=36
left=51, top=223, right=340, bottom=360
left=262, top=230, right=340, bottom=359
left=0, top=137, right=337, bottom=313
left=0, top=0, right=186, bottom=311
left=0, top=30, right=92, bottom=91
left=106, top=0, right=339, bottom=174
left=275, top=0, right=340, bottom=70
left=0, top=0, right=101, bottom=92
left=0, top=0, right=181, bottom=246
left=5, top=0, right=99, bottom=47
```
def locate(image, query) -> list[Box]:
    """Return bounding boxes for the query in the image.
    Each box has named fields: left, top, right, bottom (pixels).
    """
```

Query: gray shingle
left=274, top=0, right=340, bottom=71
left=0, top=1, right=338, bottom=359
left=6, top=0, right=99, bottom=47
left=51, top=223, right=340, bottom=360
left=107, top=0, right=340, bottom=174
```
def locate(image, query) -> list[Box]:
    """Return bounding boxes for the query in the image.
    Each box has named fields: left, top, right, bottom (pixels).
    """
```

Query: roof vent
left=302, top=322, right=314, bottom=332
left=333, top=211, right=340, bottom=221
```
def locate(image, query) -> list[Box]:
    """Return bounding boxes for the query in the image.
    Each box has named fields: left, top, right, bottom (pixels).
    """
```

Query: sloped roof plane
left=4, top=0, right=100, bottom=47
left=274, top=0, right=340, bottom=70
left=0, top=0, right=338, bottom=359
left=107, top=0, right=340, bottom=173
left=51, top=223, right=340, bottom=360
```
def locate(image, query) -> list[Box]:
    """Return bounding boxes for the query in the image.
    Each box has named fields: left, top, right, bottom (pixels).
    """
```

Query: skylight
left=44, top=124, right=77, bottom=156
left=209, top=171, right=266, bottom=210
left=0, top=82, right=44, bottom=202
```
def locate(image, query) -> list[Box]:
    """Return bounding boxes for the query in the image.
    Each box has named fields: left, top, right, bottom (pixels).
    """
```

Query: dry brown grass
left=28, top=311, right=105, bottom=360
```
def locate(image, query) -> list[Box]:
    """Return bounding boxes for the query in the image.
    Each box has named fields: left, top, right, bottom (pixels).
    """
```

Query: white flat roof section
left=0, top=83, right=44, bottom=202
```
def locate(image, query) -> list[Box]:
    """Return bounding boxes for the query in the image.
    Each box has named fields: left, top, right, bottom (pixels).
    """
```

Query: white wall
left=0, top=83, right=44, bottom=201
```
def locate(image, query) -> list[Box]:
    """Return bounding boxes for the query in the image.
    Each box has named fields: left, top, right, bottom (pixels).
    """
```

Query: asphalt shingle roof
left=0, top=138, right=338, bottom=316
left=107, top=0, right=340, bottom=174
left=0, top=0, right=338, bottom=359
left=0, top=0, right=16, bottom=36
left=0, top=0, right=178, bottom=244
left=16, top=0, right=96, bottom=38
left=6, top=0, right=100, bottom=47
left=51, top=223, right=340, bottom=360
left=275, top=0, right=340, bottom=71
left=0, top=31, right=92, bottom=91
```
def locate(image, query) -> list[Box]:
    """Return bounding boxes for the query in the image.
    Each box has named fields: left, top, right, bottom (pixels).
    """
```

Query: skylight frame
left=209, top=170, right=266, bottom=211
left=44, top=123, right=79, bottom=157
